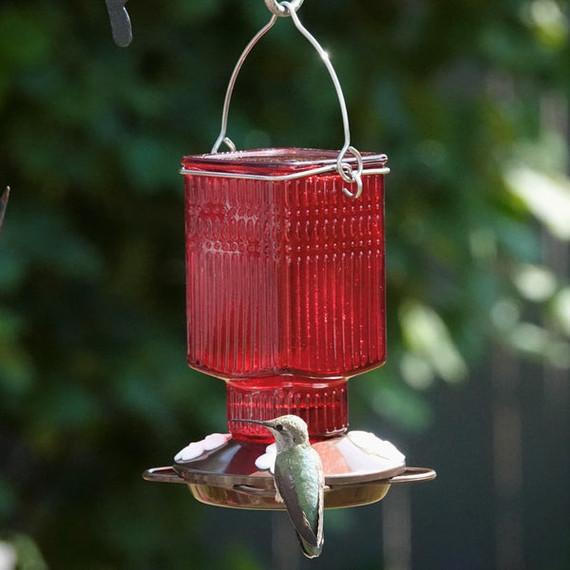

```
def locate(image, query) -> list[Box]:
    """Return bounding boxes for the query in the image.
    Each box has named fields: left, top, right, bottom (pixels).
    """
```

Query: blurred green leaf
left=505, top=166, right=570, bottom=240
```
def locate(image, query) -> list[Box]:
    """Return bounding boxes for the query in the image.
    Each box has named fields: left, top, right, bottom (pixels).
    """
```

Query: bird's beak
left=230, top=418, right=272, bottom=428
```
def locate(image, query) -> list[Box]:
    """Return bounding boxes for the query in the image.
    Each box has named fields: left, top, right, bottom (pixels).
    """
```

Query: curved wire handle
left=211, top=1, right=364, bottom=199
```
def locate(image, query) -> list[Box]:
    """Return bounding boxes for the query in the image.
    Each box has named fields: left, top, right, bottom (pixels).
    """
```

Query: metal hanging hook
left=105, top=0, right=133, bottom=47
left=264, top=0, right=304, bottom=17
left=211, top=0, right=364, bottom=198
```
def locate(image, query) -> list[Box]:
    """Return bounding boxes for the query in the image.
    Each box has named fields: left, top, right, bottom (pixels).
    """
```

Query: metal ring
left=337, top=146, right=364, bottom=183
left=337, top=146, right=364, bottom=199
left=220, top=137, right=237, bottom=152
left=342, top=172, right=363, bottom=199
left=264, top=0, right=304, bottom=17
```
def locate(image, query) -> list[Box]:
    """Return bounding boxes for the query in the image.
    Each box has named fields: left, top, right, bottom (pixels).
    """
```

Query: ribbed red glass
left=182, top=148, right=387, bottom=441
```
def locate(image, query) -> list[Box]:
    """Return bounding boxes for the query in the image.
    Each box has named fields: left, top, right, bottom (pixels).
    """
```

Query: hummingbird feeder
left=144, top=0, right=434, bottom=511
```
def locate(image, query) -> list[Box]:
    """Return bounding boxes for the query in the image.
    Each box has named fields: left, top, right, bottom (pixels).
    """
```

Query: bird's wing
left=315, top=450, right=324, bottom=548
left=274, top=449, right=323, bottom=551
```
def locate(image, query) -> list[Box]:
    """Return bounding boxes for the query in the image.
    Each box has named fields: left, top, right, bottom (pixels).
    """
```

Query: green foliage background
left=1, top=0, right=569, bottom=568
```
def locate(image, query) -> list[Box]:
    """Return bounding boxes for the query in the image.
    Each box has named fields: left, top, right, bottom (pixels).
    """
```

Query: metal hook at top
left=105, top=0, right=133, bottom=47
left=264, top=0, right=304, bottom=17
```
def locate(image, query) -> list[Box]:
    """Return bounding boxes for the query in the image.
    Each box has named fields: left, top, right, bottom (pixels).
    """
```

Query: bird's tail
left=297, top=532, right=323, bottom=559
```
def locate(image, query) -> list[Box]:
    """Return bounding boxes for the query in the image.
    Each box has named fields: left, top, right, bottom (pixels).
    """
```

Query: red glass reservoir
left=182, top=148, right=388, bottom=441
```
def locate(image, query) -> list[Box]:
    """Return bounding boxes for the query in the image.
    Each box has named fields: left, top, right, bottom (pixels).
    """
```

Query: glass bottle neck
left=227, top=376, right=348, bottom=441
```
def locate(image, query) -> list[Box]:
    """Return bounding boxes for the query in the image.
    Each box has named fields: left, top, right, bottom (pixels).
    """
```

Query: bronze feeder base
left=143, top=432, right=436, bottom=510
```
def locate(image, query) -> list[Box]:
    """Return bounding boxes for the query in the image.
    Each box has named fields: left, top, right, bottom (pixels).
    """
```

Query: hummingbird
left=233, top=415, right=324, bottom=558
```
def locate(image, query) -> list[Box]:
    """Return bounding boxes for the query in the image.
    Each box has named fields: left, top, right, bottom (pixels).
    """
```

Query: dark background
left=1, top=1, right=569, bottom=568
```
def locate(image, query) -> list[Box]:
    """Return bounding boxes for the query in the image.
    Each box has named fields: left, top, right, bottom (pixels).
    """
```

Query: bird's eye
left=276, top=424, right=283, bottom=431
